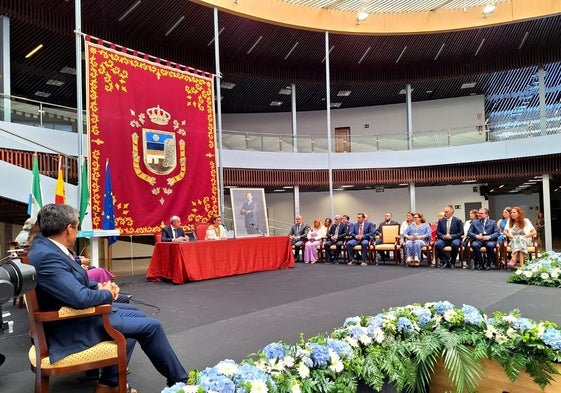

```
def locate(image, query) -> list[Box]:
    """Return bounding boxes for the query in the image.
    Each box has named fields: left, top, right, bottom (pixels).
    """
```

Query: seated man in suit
left=434, top=205, right=464, bottom=269
left=161, top=215, right=186, bottom=242
left=468, top=207, right=500, bottom=270
left=324, top=215, right=347, bottom=264
left=346, top=212, right=376, bottom=266
left=289, top=215, right=309, bottom=262
left=27, top=204, right=188, bottom=393
left=375, top=212, right=399, bottom=262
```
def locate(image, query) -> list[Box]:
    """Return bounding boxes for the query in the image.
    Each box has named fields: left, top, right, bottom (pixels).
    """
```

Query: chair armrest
left=34, top=304, right=112, bottom=322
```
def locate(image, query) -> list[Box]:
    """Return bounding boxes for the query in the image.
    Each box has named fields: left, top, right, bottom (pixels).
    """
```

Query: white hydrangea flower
left=495, top=333, right=508, bottom=344
left=523, top=270, right=533, bottom=278
left=297, top=362, right=310, bottom=379
left=283, top=356, right=295, bottom=368
left=373, top=328, right=385, bottom=343
left=183, top=386, right=200, bottom=393
left=515, top=269, right=523, bottom=275
left=359, top=334, right=372, bottom=345
left=541, top=273, right=550, bottom=280
left=551, top=270, right=559, bottom=278
left=329, top=352, right=344, bottom=373
left=344, top=336, right=359, bottom=348
left=485, top=325, right=497, bottom=338
left=506, top=327, right=517, bottom=338
left=290, top=381, right=302, bottom=393
left=503, top=314, right=517, bottom=323
left=444, top=309, right=455, bottom=322
left=215, top=360, right=238, bottom=376
left=250, top=379, right=268, bottom=393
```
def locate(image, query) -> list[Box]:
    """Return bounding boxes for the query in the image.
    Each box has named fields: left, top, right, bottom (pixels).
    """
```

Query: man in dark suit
left=468, top=207, right=500, bottom=270
left=375, top=212, right=399, bottom=262
left=289, top=214, right=309, bottom=262
left=27, top=204, right=187, bottom=393
left=240, top=192, right=259, bottom=234
left=434, top=205, right=464, bottom=269
left=161, top=215, right=186, bottom=242
left=324, top=214, right=347, bottom=264
left=346, top=213, right=376, bottom=266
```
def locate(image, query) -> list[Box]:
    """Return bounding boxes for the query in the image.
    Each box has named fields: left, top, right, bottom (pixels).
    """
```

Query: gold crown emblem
left=147, top=105, right=171, bottom=126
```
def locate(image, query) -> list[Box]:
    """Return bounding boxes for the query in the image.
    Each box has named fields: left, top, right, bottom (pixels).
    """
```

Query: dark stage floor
left=1, top=262, right=559, bottom=393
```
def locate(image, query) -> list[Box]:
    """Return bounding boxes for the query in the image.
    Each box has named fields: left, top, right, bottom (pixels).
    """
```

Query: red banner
left=86, top=41, right=218, bottom=235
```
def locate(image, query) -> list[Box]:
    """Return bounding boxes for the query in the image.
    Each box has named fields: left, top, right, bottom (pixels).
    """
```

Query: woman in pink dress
left=303, top=218, right=327, bottom=263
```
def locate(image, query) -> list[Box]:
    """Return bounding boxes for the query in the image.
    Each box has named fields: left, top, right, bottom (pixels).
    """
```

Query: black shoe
left=485, top=265, right=491, bottom=270
left=440, top=263, right=448, bottom=269
left=450, top=264, right=456, bottom=270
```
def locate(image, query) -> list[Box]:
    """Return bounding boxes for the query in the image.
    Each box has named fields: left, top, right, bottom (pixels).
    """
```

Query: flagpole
left=75, top=0, right=84, bottom=209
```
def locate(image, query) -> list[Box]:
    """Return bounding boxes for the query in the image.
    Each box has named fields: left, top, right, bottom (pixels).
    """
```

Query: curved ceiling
left=2, top=0, right=561, bottom=116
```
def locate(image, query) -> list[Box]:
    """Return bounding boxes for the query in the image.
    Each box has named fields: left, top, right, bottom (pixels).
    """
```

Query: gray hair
left=38, top=204, right=79, bottom=237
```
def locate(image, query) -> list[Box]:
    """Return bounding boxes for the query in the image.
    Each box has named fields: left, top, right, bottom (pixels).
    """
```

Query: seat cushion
left=29, top=341, right=118, bottom=369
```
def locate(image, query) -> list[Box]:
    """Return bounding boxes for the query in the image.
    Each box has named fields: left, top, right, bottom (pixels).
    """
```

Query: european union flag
left=102, top=159, right=117, bottom=246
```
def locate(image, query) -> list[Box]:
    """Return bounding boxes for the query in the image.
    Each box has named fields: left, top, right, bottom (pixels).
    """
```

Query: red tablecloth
left=146, top=236, right=295, bottom=283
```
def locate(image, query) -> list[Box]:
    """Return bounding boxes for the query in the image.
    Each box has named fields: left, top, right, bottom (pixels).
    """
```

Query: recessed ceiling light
left=461, top=82, right=477, bottom=89
left=341, top=185, right=354, bottom=188
left=282, top=186, right=294, bottom=189
left=399, top=88, right=414, bottom=94
left=220, top=82, right=236, bottom=90
left=337, top=90, right=351, bottom=97
left=461, top=179, right=477, bottom=183
left=34, top=91, right=51, bottom=98
left=278, top=87, right=292, bottom=95
left=118, top=0, right=142, bottom=22
left=331, top=102, right=341, bottom=108
left=270, top=101, right=283, bottom=106
left=426, top=90, right=433, bottom=94
left=46, top=79, right=65, bottom=87
left=25, top=43, right=44, bottom=59
left=60, top=66, right=76, bottom=75
left=273, top=189, right=286, bottom=192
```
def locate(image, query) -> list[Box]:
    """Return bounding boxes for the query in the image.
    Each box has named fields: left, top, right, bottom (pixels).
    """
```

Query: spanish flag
left=55, top=156, right=66, bottom=204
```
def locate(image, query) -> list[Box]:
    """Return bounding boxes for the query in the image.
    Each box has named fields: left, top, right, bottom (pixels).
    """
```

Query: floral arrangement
left=162, top=301, right=561, bottom=393
left=508, top=251, right=561, bottom=288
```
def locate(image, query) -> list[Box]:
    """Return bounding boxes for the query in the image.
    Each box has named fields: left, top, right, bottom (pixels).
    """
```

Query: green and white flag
left=27, top=153, right=43, bottom=219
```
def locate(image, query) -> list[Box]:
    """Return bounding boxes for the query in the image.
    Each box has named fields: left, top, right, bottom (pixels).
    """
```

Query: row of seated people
left=289, top=206, right=539, bottom=269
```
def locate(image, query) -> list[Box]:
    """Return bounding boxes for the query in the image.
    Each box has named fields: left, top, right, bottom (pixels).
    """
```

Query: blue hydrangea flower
left=513, top=317, right=533, bottom=332
left=412, top=306, right=432, bottom=326
left=368, top=314, right=385, bottom=330
left=396, top=317, right=415, bottom=334
left=327, top=338, right=354, bottom=359
left=541, top=327, right=561, bottom=351
left=199, top=367, right=235, bottom=393
left=462, top=304, right=483, bottom=325
left=233, top=363, right=275, bottom=392
left=308, top=343, right=330, bottom=367
left=262, top=342, right=285, bottom=360
left=434, top=301, right=454, bottom=315
left=343, top=316, right=361, bottom=326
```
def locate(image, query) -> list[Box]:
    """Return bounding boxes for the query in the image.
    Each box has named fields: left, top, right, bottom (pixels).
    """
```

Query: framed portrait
left=230, top=188, right=269, bottom=237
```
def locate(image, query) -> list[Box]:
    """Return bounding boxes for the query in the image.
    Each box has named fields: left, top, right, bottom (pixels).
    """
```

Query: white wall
left=490, top=193, right=541, bottom=222
left=222, top=95, right=485, bottom=135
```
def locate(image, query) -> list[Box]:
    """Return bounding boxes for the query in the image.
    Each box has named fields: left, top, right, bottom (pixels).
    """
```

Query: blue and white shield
left=142, top=129, right=177, bottom=175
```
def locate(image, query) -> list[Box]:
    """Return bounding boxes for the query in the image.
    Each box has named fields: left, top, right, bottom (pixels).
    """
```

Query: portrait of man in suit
left=231, top=188, right=269, bottom=237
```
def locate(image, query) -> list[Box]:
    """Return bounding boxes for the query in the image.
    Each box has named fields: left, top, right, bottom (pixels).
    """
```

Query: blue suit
left=161, top=225, right=186, bottom=242
left=346, top=221, right=376, bottom=263
left=468, top=218, right=499, bottom=268
left=28, top=234, right=187, bottom=386
left=434, top=216, right=464, bottom=267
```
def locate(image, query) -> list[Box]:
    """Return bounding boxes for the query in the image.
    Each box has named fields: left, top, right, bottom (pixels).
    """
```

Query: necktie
left=446, top=219, right=451, bottom=235
left=359, top=224, right=363, bottom=236
left=482, top=220, right=487, bottom=234
left=296, top=224, right=300, bottom=233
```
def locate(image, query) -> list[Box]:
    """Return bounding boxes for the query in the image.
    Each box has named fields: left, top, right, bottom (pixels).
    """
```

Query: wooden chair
left=502, top=237, right=539, bottom=268
left=24, top=284, right=128, bottom=393
left=434, top=244, right=464, bottom=268
left=467, top=244, right=499, bottom=269
left=399, top=241, right=432, bottom=266
left=371, top=224, right=401, bottom=264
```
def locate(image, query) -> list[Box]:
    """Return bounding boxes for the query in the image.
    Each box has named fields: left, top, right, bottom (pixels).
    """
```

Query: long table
left=146, top=236, right=295, bottom=284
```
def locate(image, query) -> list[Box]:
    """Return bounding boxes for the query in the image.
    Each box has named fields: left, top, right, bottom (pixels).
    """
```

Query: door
left=335, top=127, right=350, bottom=153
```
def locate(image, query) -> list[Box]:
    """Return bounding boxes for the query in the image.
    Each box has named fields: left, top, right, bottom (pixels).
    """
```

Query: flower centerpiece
left=508, top=251, right=561, bottom=288
left=163, top=301, right=561, bottom=393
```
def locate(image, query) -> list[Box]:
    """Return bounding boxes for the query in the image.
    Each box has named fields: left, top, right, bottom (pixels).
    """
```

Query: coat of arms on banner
left=131, top=105, right=187, bottom=202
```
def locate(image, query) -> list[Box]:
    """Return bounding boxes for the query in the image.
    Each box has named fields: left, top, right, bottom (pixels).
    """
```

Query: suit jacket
left=27, top=234, right=113, bottom=362
left=436, top=216, right=464, bottom=240
left=468, top=218, right=499, bottom=241
left=349, top=221, right=376, bottom=241
left=327, top=222, right=348, bottom=242
left=289, top=223, right=309, bottom=240
left=161, top=225, right=186, bottom=242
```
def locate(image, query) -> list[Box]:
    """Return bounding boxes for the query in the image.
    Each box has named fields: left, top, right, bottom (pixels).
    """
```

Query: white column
left=0, top=16, right=11, bottom=122
left=542, top=174, right=552, bottom=251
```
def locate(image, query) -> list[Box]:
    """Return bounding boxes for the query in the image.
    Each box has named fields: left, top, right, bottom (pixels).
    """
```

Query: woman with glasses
left=403, top=213, right=431, bottom=266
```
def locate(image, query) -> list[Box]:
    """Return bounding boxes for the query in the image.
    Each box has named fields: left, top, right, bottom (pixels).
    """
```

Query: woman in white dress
left=303, top=218, right=327, bottom=263
left=504, top=206, right=536, bottom=268
left=205, top=215, right=228, bottom=240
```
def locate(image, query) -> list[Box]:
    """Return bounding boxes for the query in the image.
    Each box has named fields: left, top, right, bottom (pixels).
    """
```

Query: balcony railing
left=2, top=93, right=561, bottom=153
